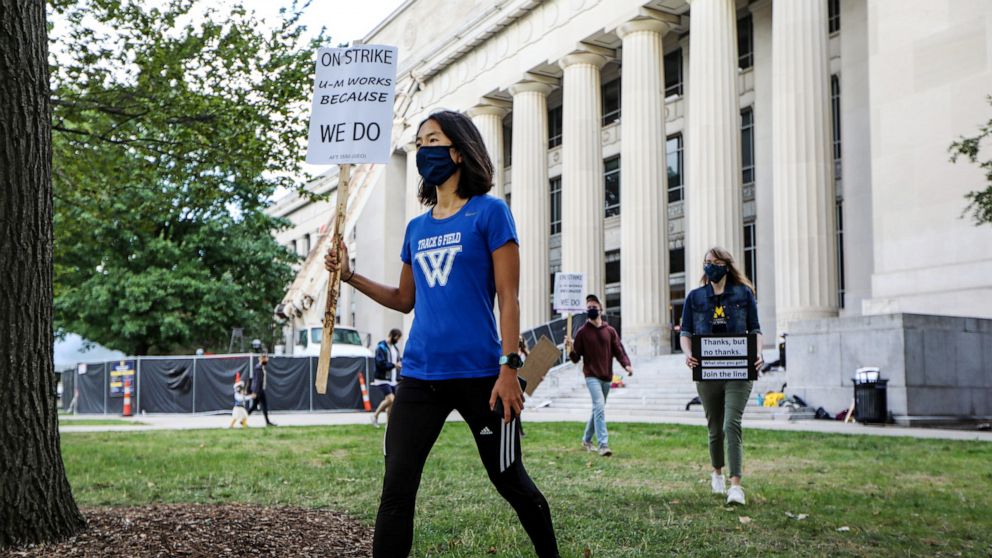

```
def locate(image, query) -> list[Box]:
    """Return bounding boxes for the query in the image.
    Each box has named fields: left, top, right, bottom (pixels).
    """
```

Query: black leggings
left=373, top=376, right=559, bottom=558
left=249, top=390, right=272, bottom=424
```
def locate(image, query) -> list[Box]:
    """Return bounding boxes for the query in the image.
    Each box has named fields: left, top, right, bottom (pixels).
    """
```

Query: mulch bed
left=3, top=504, right=373, bottom=558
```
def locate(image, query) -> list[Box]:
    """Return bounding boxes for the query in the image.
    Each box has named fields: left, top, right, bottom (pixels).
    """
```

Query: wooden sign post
left=314, top=164, right=351, bottom=395
left=305, top=44, right=398, bottom=394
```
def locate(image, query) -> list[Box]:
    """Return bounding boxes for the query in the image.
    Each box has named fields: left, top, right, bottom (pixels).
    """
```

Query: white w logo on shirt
left=414, top=246, right=463, bottom=288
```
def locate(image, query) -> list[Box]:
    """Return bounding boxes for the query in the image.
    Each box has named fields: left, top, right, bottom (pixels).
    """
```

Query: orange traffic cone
left=235, top=371, right=241, bottom=384
left=357, top=370, right=372, bottom=411
left=122, top=379, right=133, bottom=417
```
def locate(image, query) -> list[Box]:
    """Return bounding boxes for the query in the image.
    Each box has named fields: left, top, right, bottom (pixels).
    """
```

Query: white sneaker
left=582, top=441, right=595, bottom=452
left=711, top=473, right=726, bottom=494
left=371, top=415, right=380, bottom=428
left=726, top=485, right=746, bottom=505
left=598, top=445, right=613, bottom=457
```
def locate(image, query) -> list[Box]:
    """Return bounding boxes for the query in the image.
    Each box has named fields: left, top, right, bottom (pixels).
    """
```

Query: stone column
left=772, top=0, right=838, bottom=330
left=685, top=0, right=744, bottom=269
left=749, top=0, right=779, bottom=341
left=509, top=81, right=553, bottom=330
left=560, top=51, right=608, bottom=301
left=402, top=141, right=421, bottom=335
left=617, top=19, right=671, bottom=355
left=468, top=102, right=509, bottom=198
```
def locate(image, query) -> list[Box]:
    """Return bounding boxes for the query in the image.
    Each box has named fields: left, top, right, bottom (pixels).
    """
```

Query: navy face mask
left=416, top=145, right=458, bottom=187
left=587, top=307, right=600, bottom=320
left=704, top=263, right=728, bottom=283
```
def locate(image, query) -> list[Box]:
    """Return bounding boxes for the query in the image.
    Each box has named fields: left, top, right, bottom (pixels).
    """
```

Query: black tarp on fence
left=68, top=354, right=372, bottom=415
left=75, top=362, right=107, bottom=414
left=192, top=356, right=250, bottom=413
left=60, top=368, right=74, bottom=411
left=139, top=358, right=195, bottom=413
left=263, top=356, right=311, bottom=411
left=311, top=356, right=366, bottom=411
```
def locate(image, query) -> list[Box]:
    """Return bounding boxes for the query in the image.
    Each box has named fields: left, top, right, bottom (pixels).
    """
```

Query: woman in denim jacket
left=679, top=247, right=764, bottom=506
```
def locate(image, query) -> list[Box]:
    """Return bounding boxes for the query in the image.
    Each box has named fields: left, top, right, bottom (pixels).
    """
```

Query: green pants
left=696, top=380, right=753, bottom=479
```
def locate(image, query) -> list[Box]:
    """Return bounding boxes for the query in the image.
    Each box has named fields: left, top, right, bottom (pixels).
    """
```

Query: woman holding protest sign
left=679, top=247, right=763, bottom=506
left=325, top=110, right=559, bottom=557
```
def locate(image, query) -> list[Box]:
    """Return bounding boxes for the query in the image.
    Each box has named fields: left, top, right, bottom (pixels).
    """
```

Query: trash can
left=852, top=367, right=888, bottom=423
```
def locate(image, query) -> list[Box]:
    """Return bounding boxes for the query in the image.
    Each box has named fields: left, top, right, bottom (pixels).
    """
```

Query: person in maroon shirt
left=564, top=294, right=633, bottom=456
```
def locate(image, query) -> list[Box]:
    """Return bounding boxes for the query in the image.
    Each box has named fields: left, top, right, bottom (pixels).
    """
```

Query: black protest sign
left=692, top=333, right=758, bottom=381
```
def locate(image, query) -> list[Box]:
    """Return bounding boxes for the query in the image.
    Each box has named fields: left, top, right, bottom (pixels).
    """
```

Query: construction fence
left=62, top=354, right=380, bottom=415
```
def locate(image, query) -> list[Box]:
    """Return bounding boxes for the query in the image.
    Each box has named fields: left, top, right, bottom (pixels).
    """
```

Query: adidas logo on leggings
left=479, top=426, right=493, bottom=435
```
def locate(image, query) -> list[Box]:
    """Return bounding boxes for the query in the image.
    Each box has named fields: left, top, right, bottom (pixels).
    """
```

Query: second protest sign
left=691, top=333, right=758, bottom=381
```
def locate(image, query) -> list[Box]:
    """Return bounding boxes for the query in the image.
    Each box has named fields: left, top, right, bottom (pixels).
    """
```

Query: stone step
left=554, top=400, right=773, bottom=409
left=532, top=407, right=780, bottom=420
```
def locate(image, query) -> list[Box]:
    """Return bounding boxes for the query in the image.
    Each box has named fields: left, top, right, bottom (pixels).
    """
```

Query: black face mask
left=704, top=263, right=728, bottom=283
left=416, top=145, right=458, bottom=186
left=587, top=307, right=600, bottom=320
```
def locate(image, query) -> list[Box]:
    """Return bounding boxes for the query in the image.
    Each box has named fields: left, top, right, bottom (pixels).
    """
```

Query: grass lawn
left=61, top=422, right=992, bottom=557
left=59, top=418, right=145, bottom=427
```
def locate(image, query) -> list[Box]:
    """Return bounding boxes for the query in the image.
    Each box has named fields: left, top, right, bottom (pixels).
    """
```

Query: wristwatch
left=499, top=353, right=524, bottom=370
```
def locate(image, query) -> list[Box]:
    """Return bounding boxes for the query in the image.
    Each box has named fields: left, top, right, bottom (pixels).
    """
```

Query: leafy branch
left=949, top=95, right=992, bottom=225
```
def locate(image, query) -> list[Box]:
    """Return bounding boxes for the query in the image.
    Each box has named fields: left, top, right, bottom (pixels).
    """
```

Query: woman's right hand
left=324, top=238, right=351, bottom=278
left=685, top=355, right=699, bottom=368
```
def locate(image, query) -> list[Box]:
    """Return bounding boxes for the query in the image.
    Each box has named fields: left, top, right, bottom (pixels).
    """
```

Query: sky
left=55, top=334, right=125, bottom=369
left=241, top=0, right=407, bottom=47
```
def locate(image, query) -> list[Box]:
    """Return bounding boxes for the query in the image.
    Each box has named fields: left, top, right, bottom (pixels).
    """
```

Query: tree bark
left=0, top=0, right=87, bottom=547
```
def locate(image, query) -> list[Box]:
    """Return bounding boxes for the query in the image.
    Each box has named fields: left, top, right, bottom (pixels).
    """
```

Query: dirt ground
left=3, top=504, right=373, bottom=557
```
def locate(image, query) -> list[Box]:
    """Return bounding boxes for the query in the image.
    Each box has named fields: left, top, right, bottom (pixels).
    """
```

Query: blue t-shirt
left=400, top=194, right=518, bottom=380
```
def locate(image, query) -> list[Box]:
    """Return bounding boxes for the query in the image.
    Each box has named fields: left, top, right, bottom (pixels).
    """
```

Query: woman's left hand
left=490, top=368, right=524, bottom=423
left=755, top=354, right=764, bottom=371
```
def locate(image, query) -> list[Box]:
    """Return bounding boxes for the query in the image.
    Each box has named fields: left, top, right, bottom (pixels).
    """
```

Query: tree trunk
left=0, top=0, right=87, bottom=547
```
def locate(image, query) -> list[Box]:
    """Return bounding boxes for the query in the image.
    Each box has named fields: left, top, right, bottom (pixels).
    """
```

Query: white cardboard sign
left=553, top=272, right=587, bottom=314
left=306, top=45, right=398, bottom=165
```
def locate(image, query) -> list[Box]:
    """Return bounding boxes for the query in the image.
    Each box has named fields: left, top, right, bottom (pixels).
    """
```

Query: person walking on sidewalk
left=371, top=328, right=403, bottom=427
left=564, top=294, right=633, bottom=457
left=680, top=247, right=763, bottom=506
left=325, top=110, right=559, bottom=558
left=248, top=354, right=276, bottom=427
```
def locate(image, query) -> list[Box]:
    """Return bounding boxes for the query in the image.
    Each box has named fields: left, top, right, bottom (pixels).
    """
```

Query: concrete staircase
left=529, top=353, right=788, bottom=420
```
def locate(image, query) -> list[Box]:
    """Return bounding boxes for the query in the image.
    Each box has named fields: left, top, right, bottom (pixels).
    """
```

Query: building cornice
left=409, top=0, right=543, bottom=81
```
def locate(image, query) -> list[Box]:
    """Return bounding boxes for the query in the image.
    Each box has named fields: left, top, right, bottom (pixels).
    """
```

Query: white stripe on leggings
left=509, top=419, right=515, bottom=467
left=505, top=420, right=511, bottom=471
left=499, top=419, right=516, bottom=473
left=499, top=422, right=506, bottom=473
left=499, top=420, right=505, bottom=472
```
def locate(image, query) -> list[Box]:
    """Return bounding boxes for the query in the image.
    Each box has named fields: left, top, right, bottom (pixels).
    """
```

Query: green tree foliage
left=50, top=0, right=324, bottom=354
left=949, top=95, right=992, bottom=226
